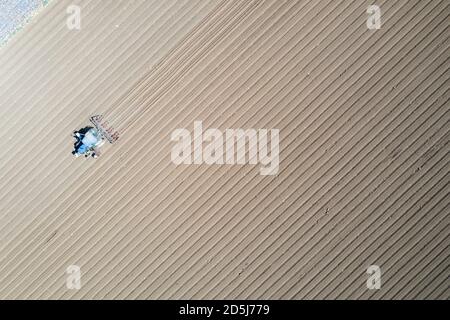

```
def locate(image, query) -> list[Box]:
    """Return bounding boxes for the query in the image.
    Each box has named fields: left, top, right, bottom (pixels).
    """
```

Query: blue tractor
left=72, top=115, right=119, bottom=158
left=72, top=127, right=105, bottom=158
